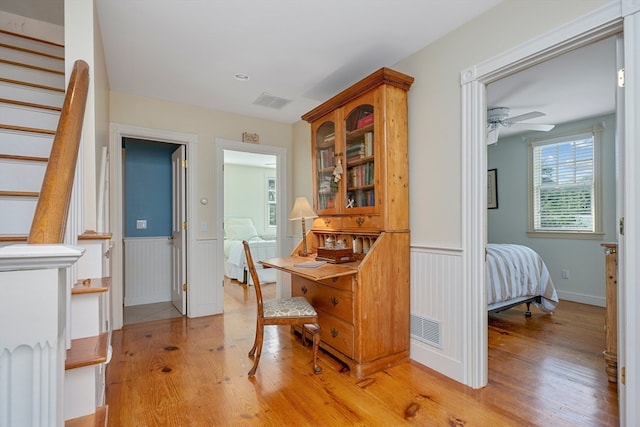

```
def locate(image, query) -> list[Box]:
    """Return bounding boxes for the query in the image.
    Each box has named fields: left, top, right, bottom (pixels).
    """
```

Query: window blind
left=531, top=132, right=594, bottom=232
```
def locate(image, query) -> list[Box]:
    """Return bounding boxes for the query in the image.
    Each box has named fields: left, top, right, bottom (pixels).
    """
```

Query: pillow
left=226, top=224, right=258, bottom=241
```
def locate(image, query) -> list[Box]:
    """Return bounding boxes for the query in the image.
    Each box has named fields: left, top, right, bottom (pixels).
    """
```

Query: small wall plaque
left=242, top=132, right=259, bottom=144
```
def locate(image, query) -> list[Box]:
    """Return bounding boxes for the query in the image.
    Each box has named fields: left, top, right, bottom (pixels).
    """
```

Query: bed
left=487, top=243, right=559, bottom=315
left=224, top=218, right=277, bottom=285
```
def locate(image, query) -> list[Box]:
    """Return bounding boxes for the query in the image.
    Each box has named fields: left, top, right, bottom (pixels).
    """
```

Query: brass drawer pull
left=356, top=217, right=364, bottom=226
left=330, top=296, right=339, bottom=307
left=330, top=328, right=339, bottom=338
left=301, top=285, right=308, bottom=294
left=324, top=218, right=331, bottom=227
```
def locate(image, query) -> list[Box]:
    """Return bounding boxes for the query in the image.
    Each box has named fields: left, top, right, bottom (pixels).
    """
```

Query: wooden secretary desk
left=262, top=68, right=414, bottom=378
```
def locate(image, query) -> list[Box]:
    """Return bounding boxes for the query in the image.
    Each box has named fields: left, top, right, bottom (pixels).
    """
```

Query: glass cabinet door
left=313, top=119, right=337, bottom=213
left=344, top=102, right=375, bottom=212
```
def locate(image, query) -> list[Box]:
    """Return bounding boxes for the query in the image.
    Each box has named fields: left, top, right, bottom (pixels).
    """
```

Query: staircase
left=0, top=28, right=111, bottom=426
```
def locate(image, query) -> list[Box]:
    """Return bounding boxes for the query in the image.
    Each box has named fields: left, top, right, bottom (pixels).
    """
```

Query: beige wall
left=393, top=0, right=610, bottom=248
left=109, top=92, right=295, bottom=240
left=291, top=120, right=312, bottom=200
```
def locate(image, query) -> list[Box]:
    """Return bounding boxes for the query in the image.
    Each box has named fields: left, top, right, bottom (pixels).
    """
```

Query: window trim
left=266, top=176, right=276, bottom=228
left=527, top=124, right=604, bottom=239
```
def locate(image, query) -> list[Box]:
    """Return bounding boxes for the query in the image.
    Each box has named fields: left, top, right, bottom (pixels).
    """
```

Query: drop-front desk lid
left=260, top=256, right=359, bottom=281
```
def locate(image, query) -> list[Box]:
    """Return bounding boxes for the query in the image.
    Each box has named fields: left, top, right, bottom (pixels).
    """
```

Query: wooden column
left=601, top=242, right=618, bottom=383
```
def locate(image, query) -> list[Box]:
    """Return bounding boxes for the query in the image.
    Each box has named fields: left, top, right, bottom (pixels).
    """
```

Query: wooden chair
left=242, top=241, right=322, bottom=376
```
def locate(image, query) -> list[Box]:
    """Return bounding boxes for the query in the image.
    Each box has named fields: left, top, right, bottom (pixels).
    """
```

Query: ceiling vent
left=253, top=93, right=292, bottom=110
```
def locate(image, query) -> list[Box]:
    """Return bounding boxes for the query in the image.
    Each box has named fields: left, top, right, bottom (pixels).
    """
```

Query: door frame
left=109, top=123, right=198, bottom=329
left=461, top=1, right=639, bottom=424
left=214, top=138, right=288, bottom=300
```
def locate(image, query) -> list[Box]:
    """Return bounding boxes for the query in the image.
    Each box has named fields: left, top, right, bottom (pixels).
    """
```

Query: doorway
left=461, top=5, right=640, bottom=424
left=214, top=139, right=288, bottom=305
left=484, top=34, right=619, bottom=411
left=109, top=124, right=198, bottom=330
left=120, top=138, right=184, bottom=325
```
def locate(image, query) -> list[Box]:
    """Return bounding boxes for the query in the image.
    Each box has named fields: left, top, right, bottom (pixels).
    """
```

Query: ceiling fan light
left=487, top=126, right=499, bottom=145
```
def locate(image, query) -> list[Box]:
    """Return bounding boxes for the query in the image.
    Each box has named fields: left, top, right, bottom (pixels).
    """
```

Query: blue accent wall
left=124, top=138, right=179, bottom=237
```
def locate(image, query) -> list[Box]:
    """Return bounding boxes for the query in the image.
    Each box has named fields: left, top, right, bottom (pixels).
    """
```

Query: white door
left=171, top=145, right=187, bottom=314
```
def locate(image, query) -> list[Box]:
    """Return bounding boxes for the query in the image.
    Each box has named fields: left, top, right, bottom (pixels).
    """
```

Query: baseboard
left=557, top=291, right=605, bottom=307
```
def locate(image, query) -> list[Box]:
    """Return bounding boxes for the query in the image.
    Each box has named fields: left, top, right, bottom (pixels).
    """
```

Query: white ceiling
left=487, top=35, right=617, bottom=140
left=224, top=150, right=276, bottom=169
left=92, top=0, right=504, bottom=124
left=3, top=1, right=616, bottom=136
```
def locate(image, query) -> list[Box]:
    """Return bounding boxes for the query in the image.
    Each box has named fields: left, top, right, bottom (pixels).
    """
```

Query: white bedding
left=486, top=243, right=558, bottom=313
left=224, top=238, right=277, bottom=284
left=223, top=218, right=277, bottom=284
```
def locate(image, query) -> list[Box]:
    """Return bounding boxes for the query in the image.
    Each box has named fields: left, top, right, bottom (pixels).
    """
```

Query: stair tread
left=66, top=332, right=109, bottom=370
left=0, top=235, right=28, bottom=243
left=0, top=153, right=48, bottom=162
left=0, top=97, right=62, bottom=112
left=0, top=29, right=64, bottom=49
left=65, top=405, right=108, bottom=427
left=78, top=231, right=113, bottom=241
left=73, top=277, right=111, bottom=295
left=0, top=58, right=64, bottom=75
left=0, top=76, right=64, bottom=93
left=0, top=123, right=55, bottom=135
left=0, top=190, right=39, bottom=197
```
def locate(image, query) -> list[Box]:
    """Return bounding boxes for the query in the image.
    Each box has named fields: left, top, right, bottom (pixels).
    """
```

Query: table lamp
left=289, top=197, right=318, bottom=256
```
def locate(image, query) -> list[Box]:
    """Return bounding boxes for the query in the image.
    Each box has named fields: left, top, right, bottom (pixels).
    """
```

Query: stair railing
left=27, top=59, right=89, bottom=244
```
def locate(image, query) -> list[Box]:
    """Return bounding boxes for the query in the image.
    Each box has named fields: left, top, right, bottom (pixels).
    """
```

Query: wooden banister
left=27, top=60, right=89, bottom=244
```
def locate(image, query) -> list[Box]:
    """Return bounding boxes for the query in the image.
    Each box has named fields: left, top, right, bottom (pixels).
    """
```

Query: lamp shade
left=289, top=197, right=318, bottom=220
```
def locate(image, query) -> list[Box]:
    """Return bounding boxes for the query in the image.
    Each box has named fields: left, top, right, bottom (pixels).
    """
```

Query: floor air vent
left=410, top=314, right=442, bottom=348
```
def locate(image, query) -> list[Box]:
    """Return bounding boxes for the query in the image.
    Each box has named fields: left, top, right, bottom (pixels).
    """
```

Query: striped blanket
left=487, top=243, right=558, bottom=313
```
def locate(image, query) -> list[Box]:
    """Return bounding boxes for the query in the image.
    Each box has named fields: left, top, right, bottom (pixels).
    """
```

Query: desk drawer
left=318, top=311, right=354, bottom=358
left=312, top=216, right=342, bottom=231
left=342, top=215, right=380, bottom=231
left=318, top=275, right=353, bottom=292
left=293, top=278, right=353, bottom=322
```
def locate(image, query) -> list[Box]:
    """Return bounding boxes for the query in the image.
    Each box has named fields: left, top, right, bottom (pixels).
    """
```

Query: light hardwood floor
left=106, top=281, right=618, bottom=426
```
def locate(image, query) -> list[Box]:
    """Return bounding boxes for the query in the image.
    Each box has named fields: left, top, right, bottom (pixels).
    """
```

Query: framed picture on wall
left=488, top=169, right=498, bottom=209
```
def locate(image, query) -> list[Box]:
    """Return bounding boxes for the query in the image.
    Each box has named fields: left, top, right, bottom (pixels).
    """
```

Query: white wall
left=224, top=163, right=276, bottom=237
left=488, top=114, right=617, bottom=306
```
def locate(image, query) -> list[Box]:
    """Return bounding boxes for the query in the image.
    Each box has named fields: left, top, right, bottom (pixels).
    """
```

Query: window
left=267, top=177, right=276, bottom=227
left=528, top=125, right=603, bottom=237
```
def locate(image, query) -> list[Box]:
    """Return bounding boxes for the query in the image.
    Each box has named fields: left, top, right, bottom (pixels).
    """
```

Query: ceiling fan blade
left=510, top=123, right=555, bottom=131
left=507, top=111, right=545, bottom=123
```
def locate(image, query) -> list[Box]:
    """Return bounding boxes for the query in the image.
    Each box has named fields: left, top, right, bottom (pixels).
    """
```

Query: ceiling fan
left=486, top=106, right=555, bottom=145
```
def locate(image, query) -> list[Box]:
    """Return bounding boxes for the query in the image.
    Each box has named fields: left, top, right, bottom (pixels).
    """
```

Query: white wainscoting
left=410, top=245, right=465, bottom=382
left=124, top=237, right=171, bottom=306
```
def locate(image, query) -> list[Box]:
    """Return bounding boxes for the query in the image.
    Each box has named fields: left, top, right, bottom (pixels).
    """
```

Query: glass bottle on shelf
left=314, top=120, right=337, bottom=213
left=344, top=103, right=375, bottom=211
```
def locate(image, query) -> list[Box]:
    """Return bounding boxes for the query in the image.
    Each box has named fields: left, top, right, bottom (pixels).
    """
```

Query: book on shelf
left=347, top=109, right=374, bottom=131
left=346, top=143, right=365, bottom=160
left=364, top=132, right=373, bottom=156
left=318, top=147, right=335, bottom=169
left=323, top=132, right=335, bottom=143
left=356, top=113, right=373, bottom=129
left=347, top=162, right=374, bottom=187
